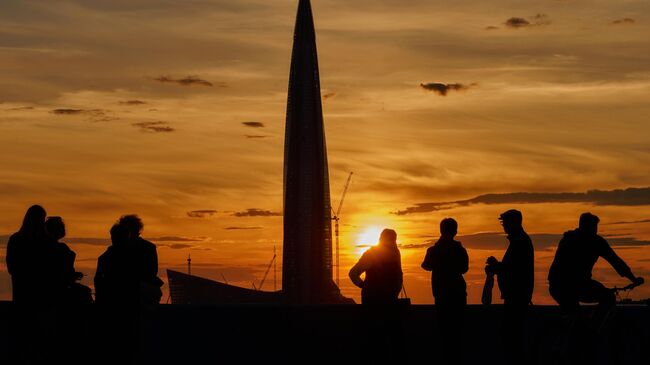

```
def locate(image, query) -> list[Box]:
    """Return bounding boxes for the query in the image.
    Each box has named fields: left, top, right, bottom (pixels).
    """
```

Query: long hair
left=378, top=229, right=399, bottom=252
left=18, top=205, right=47, bottom=238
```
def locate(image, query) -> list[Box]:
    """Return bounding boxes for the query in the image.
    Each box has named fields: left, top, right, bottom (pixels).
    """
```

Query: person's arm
left=421, top=247, right=434, bottom=271
left=349, top=252, right=371, bottom=288
left=5, top=235, right=17, bottom=276
left=460, top=247, right=469, bottom=274
left=486, top=256, right=501, bottom=274
left=598, top=237, right=636, bottom=282
left=94, top=257, right=105, bottom=302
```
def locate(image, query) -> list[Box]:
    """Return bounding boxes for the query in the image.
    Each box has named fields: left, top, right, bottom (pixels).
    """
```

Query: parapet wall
left=0, top=303, right=648, bottom=364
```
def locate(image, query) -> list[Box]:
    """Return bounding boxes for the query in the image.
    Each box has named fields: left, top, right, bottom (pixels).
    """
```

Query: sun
left=357, top=225, right=384, bottom=246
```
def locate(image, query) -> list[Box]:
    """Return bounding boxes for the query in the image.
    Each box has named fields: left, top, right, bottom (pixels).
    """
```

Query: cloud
left=166, top=243, right=193, bottom=249
left=51, top=108, right=85, bottom=115
left=132, top=121, right=175, bottom=133
left=153, top=75, right=213, bottom=87
left=604, top=219, right=650, bottom=225
left=245, top=135, right=269, bottom=139
left=187, top=210, right=218, bottom=218
left=393, top=187, right=650, bottom=215
left=149, top=236, right=208, bottom=242
left=224, top=226, right=263, bottom=230
left=485, top=26, right=499, bottom=30
left=6, top=106, right=34, bottom=111
left=420, top=82, right=476, bottom=96
left=399, top=232, right=650, bottom=251
left=119, top=100, right=147, bottom=105
left=505, top=14, right=551, bottom=29
left=51, top=108, right=105, bottom=116
left=50, top=108, right=113, bottom=122
left=323, top=92, right=336, bottom=100
left=232, top=209, right=281, bottom=217
left=611, top=18, right=635, bottom=25
left=505, top=17, right=530, bottom=28
left=242, top=121, right=265, bottom=128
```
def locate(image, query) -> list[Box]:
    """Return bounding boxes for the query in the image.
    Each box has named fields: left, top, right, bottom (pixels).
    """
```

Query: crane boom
left=332, top=171, right=353, bottom=287
left=336, top=172, right=353, bottom=217
left=258, top=253, right=277, bottom=291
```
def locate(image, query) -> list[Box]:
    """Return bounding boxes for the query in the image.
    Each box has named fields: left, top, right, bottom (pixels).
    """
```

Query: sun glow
left=356, top=225, right=384, bottom=246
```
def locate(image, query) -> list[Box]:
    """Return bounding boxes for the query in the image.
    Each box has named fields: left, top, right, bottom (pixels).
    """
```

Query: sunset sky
left=1, top=0, right=649, bottom=304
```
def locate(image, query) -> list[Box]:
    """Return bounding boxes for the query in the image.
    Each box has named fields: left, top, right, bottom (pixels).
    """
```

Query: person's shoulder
left=138, top=237, right=157, bottom=249
left=98, top=246, right=113, bottom=260
left=8, top=232, right=22, bottom=243
left=594, top=234, right=609, bottom=245
left=453, top=239, right=468, bottom=252
left=57, top=241, right=73, bottom=251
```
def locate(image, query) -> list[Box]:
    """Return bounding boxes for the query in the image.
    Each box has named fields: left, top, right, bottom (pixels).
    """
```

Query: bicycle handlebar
left=611, top=277, right=644, bottom=293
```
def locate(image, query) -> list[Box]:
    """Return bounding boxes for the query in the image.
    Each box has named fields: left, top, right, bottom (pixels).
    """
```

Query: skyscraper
left=282, top=0, right=340, bottom=303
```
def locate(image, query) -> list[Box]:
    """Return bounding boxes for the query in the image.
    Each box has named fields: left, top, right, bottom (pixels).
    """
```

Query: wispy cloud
left=132, top=121, right=175, bottom=133
left=242, top=121, right=265, bottom=128
left=485, top=26, right=499, bottom=30
left=420, top=82, right=477, bottom=96
left=51, top=108, right=104, bottom=116
left=232, top=209, right=281, bottom=217
left=149, top=236, right=208, bottom=242
left=187, top=210, right=218, bottom=218
left=323, top=92, right=336, bottom=100
left=610, top=18, right=635, bottom=25
left=119, top=100, right=147, bottom=105
left=604, top=219, right=650, bottom=226
left=393, top=187, right=650, bottom=215
left=504, top=14, right=551, bottom=29
left=153, top=75, right=213, bottom=87
left=399, top=232, right=650, bottom=251
left=245, top=135, right=269, bottom=139
left=224, top=226, right=263, bottom=230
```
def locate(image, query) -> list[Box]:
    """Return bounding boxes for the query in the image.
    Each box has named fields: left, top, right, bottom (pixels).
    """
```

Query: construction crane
left=332, top=171, right=353, bottom=287
left=256, top=251, right=277, bottom=291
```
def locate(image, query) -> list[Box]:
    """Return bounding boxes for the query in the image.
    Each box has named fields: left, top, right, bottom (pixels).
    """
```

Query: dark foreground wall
left=0, top=302, right=648, bottom=364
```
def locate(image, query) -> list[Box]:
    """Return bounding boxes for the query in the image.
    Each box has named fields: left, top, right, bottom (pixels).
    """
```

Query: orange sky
left=1, top=0, right=649, bottom=304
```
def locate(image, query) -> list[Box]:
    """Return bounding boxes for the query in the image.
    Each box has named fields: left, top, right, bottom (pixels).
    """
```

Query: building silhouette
left=168, top=0, right=350, bottom=304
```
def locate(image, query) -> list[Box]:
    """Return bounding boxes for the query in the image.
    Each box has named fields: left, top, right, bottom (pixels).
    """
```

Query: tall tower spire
left=282, top=0, right=336, bottom=303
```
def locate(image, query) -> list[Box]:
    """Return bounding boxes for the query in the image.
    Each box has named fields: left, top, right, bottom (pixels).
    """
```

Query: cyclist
left=548, top=212, right=644, bottom=317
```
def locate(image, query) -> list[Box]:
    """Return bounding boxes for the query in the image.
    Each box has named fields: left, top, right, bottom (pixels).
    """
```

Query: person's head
left=110, top=223, right=129, bottom=247
left=579, top=212, right=599, bottom=235
left=378, top=228, right=398, bottom=249
left=45, top=216, right=66, bottom=241
left=499, top=209, right=523, bottom=235
left=440, top=218, right=458, bottom=239
left=19, top=204, right=47, bottom=237
left=118, top=214, right=143, bottom=238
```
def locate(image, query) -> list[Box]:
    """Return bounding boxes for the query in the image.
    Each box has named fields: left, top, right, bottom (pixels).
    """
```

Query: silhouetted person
left=349, top=229, right=403, bottom=304
left=5, top=205, right=56, bottom=363
left=95, top=215, right=162, bottom=306
left=45, top=216, right=91, bottom=304
left=485, top=209, right=534, bottom=365
left=548, top=213, right=644, bottom=319
left=6, top=204, right=50, bottom=304
left=421, top=218, right=468, bottom=365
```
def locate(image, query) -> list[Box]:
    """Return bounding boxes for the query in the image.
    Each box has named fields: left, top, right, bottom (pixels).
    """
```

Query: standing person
left=5, top=205, right=52, bottom=363
left=485, top=209, right=534, bottom=365
left=349, top=228, right=403, bottom=304
left=421, top=218, right=468, bottom=365
left=548, top=213, right=644, bottom=319
left=6, top=204, right=50, bottom=304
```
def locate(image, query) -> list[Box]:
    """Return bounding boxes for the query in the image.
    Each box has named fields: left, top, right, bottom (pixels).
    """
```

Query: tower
left=282, top=0, right=338, bottom=303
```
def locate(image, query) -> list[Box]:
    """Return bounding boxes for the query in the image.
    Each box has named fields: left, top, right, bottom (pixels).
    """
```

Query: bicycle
left=550, top=278, right=645, bottom=365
